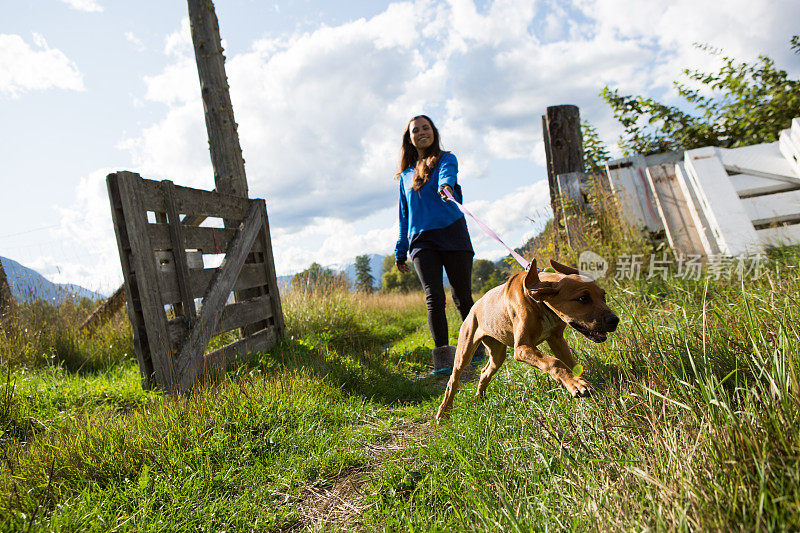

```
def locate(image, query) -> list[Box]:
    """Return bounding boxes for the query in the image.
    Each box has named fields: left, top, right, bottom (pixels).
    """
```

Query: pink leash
left=442, top=188, right=530, bottom=270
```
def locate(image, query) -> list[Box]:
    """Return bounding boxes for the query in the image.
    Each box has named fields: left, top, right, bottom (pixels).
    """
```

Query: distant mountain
left=0, top=256, right=106, bottom=304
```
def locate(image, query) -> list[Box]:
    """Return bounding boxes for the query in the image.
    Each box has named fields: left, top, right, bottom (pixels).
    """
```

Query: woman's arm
left=437, top=152, right=458, bottom=197
left=394, top=178, right=410, bottom=265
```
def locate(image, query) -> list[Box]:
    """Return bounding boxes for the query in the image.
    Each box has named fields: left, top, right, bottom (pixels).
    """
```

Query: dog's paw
left=566, top=376, right=594, bottom=398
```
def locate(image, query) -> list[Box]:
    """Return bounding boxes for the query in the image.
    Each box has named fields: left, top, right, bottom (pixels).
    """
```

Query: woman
left=394, top=115, right=479, bottom=374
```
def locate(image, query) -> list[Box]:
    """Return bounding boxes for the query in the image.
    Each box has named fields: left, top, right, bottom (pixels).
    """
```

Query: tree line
left=291, top=255, right=511, bottom=294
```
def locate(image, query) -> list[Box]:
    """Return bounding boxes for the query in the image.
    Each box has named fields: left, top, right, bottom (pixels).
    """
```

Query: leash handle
left=442, top=188, right=531, bottom=270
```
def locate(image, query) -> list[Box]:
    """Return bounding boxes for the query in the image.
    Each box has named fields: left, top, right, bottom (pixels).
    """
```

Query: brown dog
left=436, top=259, right=619, bottom=420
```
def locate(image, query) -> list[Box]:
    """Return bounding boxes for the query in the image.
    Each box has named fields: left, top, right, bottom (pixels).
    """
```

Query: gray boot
left=471, top=343, right=487, bottom=367
left=432, top=345, right=456, bottom=375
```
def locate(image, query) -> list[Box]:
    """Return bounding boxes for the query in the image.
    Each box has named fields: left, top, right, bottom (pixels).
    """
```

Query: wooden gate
left=108, top=171, right=284, bottom=392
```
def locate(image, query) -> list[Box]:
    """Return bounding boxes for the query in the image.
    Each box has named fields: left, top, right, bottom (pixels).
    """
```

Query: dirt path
left=284, top=418, right=430, bottom=532
left=284, top=368, right=477, bottom=531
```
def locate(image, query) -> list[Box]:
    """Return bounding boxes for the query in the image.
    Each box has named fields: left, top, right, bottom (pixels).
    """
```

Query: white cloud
left=51, top=168, right=124, bottom=293
left=0, top=33, right=84, bottom=98
left=58, top=0, right=103, bottom=12
left=62, top=0, right=799, bottom=284
left=125, top=31, right=145, bottom=52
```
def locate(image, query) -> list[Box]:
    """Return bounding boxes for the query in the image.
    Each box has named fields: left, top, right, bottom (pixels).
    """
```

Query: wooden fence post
left=187, top=0, right=248, bottom=199
left=542, top=105, right=584, bottom=251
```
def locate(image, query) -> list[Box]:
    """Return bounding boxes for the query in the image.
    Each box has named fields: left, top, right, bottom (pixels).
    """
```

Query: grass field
left=1, top=248, right=799, bottom=531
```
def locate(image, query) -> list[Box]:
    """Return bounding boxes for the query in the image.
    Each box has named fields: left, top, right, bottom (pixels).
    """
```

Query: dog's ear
left=550, top=259, right=579, bottom=276
left=524, top=260, right=559, bottom=301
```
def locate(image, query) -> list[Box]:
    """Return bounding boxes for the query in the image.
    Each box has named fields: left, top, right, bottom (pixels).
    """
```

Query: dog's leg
left=436, top=315, right=482, bottom=420
left=476, top=337, right=507, bottom=398
left=513, top=344, right=593, bottom=397
left=546, top=336, right=576, bottom=369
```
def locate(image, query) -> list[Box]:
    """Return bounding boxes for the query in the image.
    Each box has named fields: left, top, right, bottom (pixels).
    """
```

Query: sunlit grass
left=1, top=248, right=799, bottom=531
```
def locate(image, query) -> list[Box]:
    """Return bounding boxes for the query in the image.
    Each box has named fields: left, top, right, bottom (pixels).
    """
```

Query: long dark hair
left=394, top=115, right=443, bottom=190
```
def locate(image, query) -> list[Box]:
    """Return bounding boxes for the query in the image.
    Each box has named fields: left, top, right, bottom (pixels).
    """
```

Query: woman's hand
left=396, top=261, right=410, bottom=273
left=439, top=185, right=454, bottom=200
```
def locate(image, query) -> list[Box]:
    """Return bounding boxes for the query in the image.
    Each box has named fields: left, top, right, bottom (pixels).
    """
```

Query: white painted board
left=741, top=189, right=800, bottom=226
left=780, top=129, right=800, bottom=178
left=730, top=170, right=800, bottom=197
left=717, top=142, right=798, bottom=180
left=675, top=162, right=720, bottom=256
left=684, top=147, right=762, bottom=255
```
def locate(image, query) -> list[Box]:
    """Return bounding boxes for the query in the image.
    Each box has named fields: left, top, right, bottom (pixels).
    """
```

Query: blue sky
left=2, top=0, right=798, bottom=294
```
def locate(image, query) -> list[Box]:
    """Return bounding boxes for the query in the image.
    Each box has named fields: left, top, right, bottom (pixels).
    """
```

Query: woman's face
left=409, top=118, right=434, bottom=152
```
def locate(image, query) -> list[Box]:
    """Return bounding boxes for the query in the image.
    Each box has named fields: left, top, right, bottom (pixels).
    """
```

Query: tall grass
left=1, top=247, right=798, bottom=530
left=362, top=249, right=800, bottom=531
left=0, top=300, right=133, bottom=372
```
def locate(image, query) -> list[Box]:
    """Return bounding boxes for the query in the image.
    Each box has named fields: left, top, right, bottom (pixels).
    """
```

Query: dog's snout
left=605, top=314, right=619, bottom=331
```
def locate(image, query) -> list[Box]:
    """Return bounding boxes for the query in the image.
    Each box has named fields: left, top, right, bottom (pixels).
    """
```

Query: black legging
left=412, top=249, right=474, bottom=347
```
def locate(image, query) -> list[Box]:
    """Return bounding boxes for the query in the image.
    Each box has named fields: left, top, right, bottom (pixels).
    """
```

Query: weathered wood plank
left=605, top=159, right=647, bottom=228
left=157, top=262, right=268, bottom=304
left=256, top=200, right=285, bottom=334
left=187, top=0, right=249, bottom=200
left=162, top=181, right=197, bottom=325
left=557, top=172, right=586, bottom=208
left=112, top=172, right=178, bottom=389
left=645, top=164, right=705, bottom=256
left=203, top=327, right=277, bottom=376
left=106, top=175, right=153, bottom=388
left=605, top=155, right=663, bottom=231
left=167, top=293, right=273, bottom=348
left=741, top=189, right=800, bottom=227
left=137, top=178, right=250, bottom=220
left=177, top=201, right=264, bottom=391
left=674, top=162, right=720, bottom=256
left=684, top=148, right=762, bottom=255
left=80, top=284, right=126, bottom=332
left=148, top=223, right=265, bottom=253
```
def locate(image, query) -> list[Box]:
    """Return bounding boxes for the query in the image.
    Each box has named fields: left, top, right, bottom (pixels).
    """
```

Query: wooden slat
left=167, top=293, right=273, bottom=347
left=741, top=189, right=800, bottom=227
left=136, top=178, right=251, bottom=221
left=674, top=162, right=719, bottom=256
left=177, top=201, right=264, bottom=390
left=605, top=155, right=663, bottom=231
left=257, top=201, right=285, bottom=334
left=645, top=164, right=705, bottom=256
left=162, top=181, right=197, bottom=325
left=148, top=224, right=265, bottom=253
left=557, top=172, right=585, bottom=208
left=684, top=148, right=762, bottom=256
left=731, top=171, right=800, bottom=198
left=757, top=224, right=800, bottom=247
left=717, top=143, right=799, bottom=185
left=113, top=172, right=178, bottom=389
left=203, top=327, right=277, bottom=375
left=106, top=174, right=153, bottom=388
left=157, top=262, right=268, bottom=304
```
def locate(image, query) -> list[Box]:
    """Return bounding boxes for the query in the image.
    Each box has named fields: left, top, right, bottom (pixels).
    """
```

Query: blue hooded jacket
left=395, top=152, right=473, bottom=263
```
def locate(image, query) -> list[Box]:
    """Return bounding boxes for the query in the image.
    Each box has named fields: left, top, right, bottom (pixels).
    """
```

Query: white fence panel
left=683, top=147, right=762, bottom=256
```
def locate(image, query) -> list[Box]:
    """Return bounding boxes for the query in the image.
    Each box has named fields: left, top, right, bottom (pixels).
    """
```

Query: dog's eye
left=575, top=295, right=591, bottom=304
